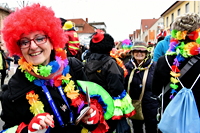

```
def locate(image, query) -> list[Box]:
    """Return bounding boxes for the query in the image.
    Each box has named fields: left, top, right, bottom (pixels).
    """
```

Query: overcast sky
left=2, top=0, right=176, bottom=41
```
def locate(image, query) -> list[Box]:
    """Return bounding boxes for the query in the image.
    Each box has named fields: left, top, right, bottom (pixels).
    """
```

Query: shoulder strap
left=127, top=69, right=136, bottom=94
left=163, top=55, right=200, bottom=94
left=138, top=69, right=149, bottom=101
left=127, top=68, right=149, bottom=101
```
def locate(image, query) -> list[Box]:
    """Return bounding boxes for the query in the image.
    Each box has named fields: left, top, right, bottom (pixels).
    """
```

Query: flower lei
left=110, top=49, right=128, bottom=77
left=121, top=39, right=133, bottom=50
left=19, top=48, right=80, bottom=114
left=166, top=28, right=200, bottom=99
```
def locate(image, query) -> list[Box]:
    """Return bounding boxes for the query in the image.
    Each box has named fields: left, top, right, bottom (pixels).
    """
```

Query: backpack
left=158, top=56, right=200, bottom=133
left=157, top=55, right=200, bottom=121
left=84, top=56, right=113, bottom=90
left=158, top=75, right=200, bottom=133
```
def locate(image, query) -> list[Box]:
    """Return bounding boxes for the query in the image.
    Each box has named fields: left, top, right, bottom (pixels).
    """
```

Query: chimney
left=86, top=18, right=88, bottom=23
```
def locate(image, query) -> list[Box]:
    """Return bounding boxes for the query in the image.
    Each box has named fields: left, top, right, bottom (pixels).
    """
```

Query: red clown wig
left=2, top=3, right=67, bottom=56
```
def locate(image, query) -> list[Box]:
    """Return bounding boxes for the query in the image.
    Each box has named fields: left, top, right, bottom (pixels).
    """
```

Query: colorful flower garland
left=110, top=48, right=128, bottom=77
left=166, top=28, right=200, bottom=99
left=121, top=39, right=133, bottom=50
left=26, top=90, right=45, bottom=116
left=18, top=48, right=79, bottom=98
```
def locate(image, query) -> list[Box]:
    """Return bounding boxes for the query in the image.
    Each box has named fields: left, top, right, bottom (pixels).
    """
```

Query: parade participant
left=0, top=44, right=8, bottom=87
left=84, top=30, right=135, bottom=133
left=124, top=41, right=159, bottom=133
left=152, top=12, right=200, bottom=133
left=62, top=21, right=80, bottom=58
left=0, top=4, right=111, bottom=133
left=156, top=26, right=167, bottom=39
left=153, top=35, right=171, bottom=62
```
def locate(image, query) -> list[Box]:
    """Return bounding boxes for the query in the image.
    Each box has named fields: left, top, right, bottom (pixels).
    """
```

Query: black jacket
left=152, top=55, right=200, bottom=115
left=84, top=53, right=124, bottom=97
left=0, top=57, right=96, bottom=133
left=125, top=58, right=159, bottom=122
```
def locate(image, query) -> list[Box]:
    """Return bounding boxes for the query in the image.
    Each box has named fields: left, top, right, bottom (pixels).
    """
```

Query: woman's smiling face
left=132, top=50, right=147, bottom=64
left=19, top=31, right=53, bottom=65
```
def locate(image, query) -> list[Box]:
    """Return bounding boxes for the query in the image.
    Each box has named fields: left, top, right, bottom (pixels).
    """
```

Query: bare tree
left=17, top=1, right=29, bottom=8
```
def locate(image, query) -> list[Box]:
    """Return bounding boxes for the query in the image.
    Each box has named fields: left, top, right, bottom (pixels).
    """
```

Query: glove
left=83, top=105, right=100, bottom=125
left=28, top=113, right=51, bottom=133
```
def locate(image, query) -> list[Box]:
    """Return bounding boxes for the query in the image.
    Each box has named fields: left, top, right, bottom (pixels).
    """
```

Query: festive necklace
left=110, top=49, right=128, bottom=77
left=131, top=58, right=153, bottom=71
left=19, top=48, right=80, bottom=126
left=166, top=28, right=200, bottom=99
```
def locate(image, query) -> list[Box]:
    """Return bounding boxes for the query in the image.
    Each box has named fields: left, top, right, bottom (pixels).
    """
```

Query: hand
left=81, top=105, right=99, bottom=125
left=28, top=113, right=54, bottom=133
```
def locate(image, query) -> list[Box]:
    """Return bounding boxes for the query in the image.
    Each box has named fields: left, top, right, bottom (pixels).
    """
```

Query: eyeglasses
left=133, top=50, right=147, bottom=53
left=17, top=35, right=48, bottom=49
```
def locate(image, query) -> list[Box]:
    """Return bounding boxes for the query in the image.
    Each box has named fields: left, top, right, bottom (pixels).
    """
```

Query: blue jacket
left=153, top=35, right=171, bottom=62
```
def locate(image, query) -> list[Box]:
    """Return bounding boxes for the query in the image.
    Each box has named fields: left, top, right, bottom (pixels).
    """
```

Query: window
left=171, top=13, right=174, bottom=23
left=185, top=3, right=189, bottom=13
left=177, top=9, right=181, bottom=16
left=75, top=26, right=83, bottom=31
left=166, top=17, right=169, bottom=27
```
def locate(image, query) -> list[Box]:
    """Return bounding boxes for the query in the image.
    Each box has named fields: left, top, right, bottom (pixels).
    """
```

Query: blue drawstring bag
left=158, top=87, right=200, bottom=133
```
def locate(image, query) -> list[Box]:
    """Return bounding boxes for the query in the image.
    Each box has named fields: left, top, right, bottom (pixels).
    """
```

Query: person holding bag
left=125, top=41, right=159, bottom=133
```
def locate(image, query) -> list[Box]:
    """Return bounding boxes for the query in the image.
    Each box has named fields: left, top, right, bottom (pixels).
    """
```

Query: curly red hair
left=2, top=3, right=66, bottom=56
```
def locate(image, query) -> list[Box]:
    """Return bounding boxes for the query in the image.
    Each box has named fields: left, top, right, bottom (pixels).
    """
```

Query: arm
left=106, top=60, right=124, bottom=97
left=1, top=90, right=21, bottom=130
left=1, top=89, right=54, bottom=133
left=153, top=41, right=164, bottom=62
left=152, top=56, right=171, bottom=96
left=68, top=57, right=88, bottom=81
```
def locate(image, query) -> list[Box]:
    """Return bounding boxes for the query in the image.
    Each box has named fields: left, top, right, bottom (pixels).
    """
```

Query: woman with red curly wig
left=0, top=3, right=109, bottom=133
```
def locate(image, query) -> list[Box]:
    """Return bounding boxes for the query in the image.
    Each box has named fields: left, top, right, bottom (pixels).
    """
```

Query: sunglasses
left=133, top=50, right=147, bottom=53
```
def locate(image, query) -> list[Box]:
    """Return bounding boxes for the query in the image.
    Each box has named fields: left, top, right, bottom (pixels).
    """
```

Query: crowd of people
left=0, top=2, right=200, bottom=133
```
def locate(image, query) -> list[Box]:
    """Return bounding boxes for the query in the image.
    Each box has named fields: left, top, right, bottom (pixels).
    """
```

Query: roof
left=0, top=6, right=12, bottom=13
left=135, top=29, right=141, bottom=38
left=161, top=1, right=181, bottom=16
left=66, top=18, right=95, bottom=33
left=141, top=18, right=159, bottom=32
left=88, top=22, right=106, bottom=27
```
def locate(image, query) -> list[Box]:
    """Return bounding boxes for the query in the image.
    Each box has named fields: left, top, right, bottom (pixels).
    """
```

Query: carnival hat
left=131, top=41, right=148, bottom=52
left=90, top=30, right=115, bottom=54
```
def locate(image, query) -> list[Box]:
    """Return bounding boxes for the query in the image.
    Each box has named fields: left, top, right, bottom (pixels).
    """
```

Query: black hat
left=90, top=32, right=114, bottom=54
left=60, top=18, right=67, bottom=27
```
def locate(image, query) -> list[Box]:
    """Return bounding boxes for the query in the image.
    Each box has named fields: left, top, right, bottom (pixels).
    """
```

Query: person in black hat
left=84, top=30, right=135, bottom=133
